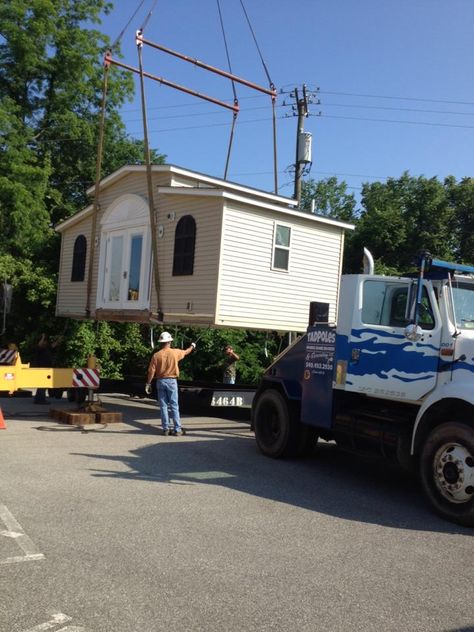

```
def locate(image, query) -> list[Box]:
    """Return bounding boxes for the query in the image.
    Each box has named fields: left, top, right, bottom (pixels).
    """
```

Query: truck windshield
left=450, top=280, right=474, bottom=329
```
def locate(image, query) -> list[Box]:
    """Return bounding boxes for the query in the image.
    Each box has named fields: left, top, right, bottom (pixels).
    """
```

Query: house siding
left=154, top=193, right=223, bottom=323
left=56, top=166, right=348, bottom=330
left=217, top=203, right=343, bottom=331
left=56, top=171, right=174, bottom=319
left=56, top=214, right=93, bottom=317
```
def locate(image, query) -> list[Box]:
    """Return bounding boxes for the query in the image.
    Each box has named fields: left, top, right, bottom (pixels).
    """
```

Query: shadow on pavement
left=70, top=427, right=473, bottom=537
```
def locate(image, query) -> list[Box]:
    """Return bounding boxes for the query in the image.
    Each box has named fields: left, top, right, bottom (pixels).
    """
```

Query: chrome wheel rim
left=433, top=442, right=474, bottom=504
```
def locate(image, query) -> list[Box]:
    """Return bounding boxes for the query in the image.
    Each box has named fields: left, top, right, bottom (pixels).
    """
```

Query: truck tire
left=419, top=421, right=474, bottom=527
left=254, top=389, right=312, bottom=458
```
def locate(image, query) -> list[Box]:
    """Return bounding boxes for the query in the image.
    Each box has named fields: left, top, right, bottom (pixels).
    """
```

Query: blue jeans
left=157, top=378, right=181, bottom=432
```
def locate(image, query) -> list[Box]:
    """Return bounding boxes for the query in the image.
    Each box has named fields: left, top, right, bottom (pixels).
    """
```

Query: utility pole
left=282, top=84, right=320, bottom=206
left=294, top=85, right=308, bottom=204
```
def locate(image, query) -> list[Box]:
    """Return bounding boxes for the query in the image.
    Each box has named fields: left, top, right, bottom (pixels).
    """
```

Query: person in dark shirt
left=222, top=345, right=239, bottom=385
left=31, top=334, right=54, bottom=404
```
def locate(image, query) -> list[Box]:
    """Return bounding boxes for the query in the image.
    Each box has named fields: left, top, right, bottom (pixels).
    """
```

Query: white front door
left=102, top=229, right=150, bottom=309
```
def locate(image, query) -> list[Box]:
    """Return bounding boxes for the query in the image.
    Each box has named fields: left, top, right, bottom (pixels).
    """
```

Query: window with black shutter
left=71, top=235, right=87, bottom=282
left=172, top=215, right=196, bottom=276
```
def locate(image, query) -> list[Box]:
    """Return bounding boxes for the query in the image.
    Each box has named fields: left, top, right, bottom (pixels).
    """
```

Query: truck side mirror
left=404, top=323, right=423, bottom=342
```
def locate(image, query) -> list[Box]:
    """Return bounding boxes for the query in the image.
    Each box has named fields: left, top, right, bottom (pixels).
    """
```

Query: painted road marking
left=23, top=613, right=71, bottom=631
left=22, top=613, right=86, bottom=632
left=0, top=504, right=45, bottom=564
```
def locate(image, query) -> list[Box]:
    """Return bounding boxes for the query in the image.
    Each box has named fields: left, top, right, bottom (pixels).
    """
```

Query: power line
left=319, top=90, right=474, bottom=107
left=31, top=107, right=474, bottom=145
left=317, top=113, right=474, bottom=130
left=121, top=100, right=474, bottom=127
left=323, top=102, right=474, bottom=118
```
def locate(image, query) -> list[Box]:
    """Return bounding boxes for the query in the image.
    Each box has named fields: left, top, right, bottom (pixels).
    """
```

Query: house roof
left=157, top=187, right=355, bottom=230
left=86, top=164, right=297, bottom=207
left=56, top=163, right=355, bottom=232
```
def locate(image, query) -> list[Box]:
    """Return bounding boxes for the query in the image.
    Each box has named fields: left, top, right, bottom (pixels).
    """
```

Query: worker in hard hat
left=146, top=332, right=196, bottom=436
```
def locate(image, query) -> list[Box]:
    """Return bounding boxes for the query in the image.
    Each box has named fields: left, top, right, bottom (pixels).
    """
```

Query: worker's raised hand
left=145, top=383, right=152, bottom=395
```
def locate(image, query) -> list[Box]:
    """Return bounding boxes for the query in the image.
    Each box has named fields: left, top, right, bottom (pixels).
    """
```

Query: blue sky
left=99, top=1, right=474, bottom=203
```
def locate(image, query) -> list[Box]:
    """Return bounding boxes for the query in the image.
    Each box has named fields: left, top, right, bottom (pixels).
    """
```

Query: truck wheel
left=419, top=422, right=474, bottom=527
left=254, top=389, right=308, bottom=458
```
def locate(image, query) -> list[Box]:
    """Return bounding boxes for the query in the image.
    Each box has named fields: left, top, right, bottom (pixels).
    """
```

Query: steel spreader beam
left=104, top=52, right=239, bottom=113
left=137, top=34, right=277, bottom=99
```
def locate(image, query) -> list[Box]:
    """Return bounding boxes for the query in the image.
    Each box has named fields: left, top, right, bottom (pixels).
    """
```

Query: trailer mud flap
left=301, top=325, right=336, bottom=428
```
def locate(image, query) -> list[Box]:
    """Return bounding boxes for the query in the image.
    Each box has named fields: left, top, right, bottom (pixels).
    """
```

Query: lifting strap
left=85, top=60, right=110, bottom=318
left=137, top=30, right=162, bottom=321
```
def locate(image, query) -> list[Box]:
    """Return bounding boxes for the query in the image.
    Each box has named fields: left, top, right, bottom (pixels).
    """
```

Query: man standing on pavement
left=146, top=332, right=196, bottom=436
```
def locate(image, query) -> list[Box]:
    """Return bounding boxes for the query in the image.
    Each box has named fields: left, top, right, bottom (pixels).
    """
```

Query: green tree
left=300, top=176, right=357, bottom=222
left=446, top=176, right=474, bottom=263
left=346, top=173, right=455, bottom=274
left=0, top=0, right=165, bottom=361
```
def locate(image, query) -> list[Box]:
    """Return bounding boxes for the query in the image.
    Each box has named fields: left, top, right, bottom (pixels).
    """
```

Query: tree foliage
left=0, top=0, right=164, bottom=363
left=2, top=2, right=474, bottom=386
left=300, top=176, right=357, bottom=222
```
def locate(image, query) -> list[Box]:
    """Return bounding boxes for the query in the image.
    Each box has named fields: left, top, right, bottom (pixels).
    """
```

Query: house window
left=173, top=215, right=196, bottom=276
left=272, top=223, right=291, bottom=271
left=71, top=235, right=87, bottom=282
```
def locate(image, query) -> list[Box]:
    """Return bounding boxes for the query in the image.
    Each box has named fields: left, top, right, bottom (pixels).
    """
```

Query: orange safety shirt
left=147, top=348, right=187, bottom=381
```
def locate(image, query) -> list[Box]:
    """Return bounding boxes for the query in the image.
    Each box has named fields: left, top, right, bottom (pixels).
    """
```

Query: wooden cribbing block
left=49, top=409, right=69, bottom=423
left=65, top=412, right=96, bottom=425
left=95, top=412, right=122, bottom=424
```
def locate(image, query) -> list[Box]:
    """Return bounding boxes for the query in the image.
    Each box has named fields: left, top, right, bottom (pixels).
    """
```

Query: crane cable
left=111, top=0, right=149, bottom=50
left=239, top=0, right=278, bottom=193
left=216, top=0, right=239, bottom=180
left=140, top=0, right=159, bottom=32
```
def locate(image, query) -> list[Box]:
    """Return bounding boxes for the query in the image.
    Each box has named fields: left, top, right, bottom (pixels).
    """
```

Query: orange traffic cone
left=0, top=407, right=6, bottom=430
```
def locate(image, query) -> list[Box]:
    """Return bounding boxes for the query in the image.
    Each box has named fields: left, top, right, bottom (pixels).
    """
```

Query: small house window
left=71, top=235, right=87, bottom=282
left=173, top=215, right=196, bottom=276
left=272, top=223, right=291, bottom=271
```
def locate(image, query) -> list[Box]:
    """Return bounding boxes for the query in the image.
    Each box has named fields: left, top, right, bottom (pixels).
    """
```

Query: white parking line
left=23, top=613, right=71, bottom=632
left=0, top=504, right=45, bottom=564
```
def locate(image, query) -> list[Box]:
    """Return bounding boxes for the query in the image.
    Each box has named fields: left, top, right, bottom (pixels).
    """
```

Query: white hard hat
left=158, top=331, right=173, bottom=343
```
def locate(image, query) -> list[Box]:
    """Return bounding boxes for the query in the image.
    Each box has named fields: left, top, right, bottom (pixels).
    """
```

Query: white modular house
left=55, top=164, right=353, bottom=331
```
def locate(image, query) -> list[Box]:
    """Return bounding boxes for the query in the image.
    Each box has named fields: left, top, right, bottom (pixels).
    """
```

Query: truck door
left=344, top=279, right=442, bottom=402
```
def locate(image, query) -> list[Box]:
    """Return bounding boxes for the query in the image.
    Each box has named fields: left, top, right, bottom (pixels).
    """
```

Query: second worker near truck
left=146, top=332, right=196, bottom=436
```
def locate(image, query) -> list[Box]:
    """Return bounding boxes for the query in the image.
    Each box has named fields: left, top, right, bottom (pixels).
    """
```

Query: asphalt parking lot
left=0, top=394, right=472, bottom=632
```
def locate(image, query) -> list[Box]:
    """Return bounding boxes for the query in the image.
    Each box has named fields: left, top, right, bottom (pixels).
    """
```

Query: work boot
left=162, top=428, right=172, bottom=436
left=172, top=428, right=186, bottom=436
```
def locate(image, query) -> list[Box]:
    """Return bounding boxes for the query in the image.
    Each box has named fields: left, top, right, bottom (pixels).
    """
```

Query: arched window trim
left=173, top=215, right=196, bottom=276
left=71, top=235, right=87, bottom=282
